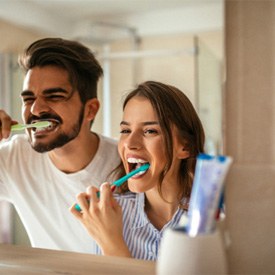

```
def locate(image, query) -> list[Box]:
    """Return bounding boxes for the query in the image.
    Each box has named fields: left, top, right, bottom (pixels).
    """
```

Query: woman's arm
left=70, top=182, right=132, bottom=257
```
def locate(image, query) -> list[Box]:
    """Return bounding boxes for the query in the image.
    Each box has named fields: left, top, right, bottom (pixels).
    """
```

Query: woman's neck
left=144, top=186, right=182, bottom=230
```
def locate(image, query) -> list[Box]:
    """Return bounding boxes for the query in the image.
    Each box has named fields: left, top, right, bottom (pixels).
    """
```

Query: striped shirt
left=95, top=192, right=187, bottom=261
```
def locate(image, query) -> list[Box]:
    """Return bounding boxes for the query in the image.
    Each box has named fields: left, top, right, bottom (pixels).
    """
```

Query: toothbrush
left=75, top=163, right=150, bottom=211
left=11, top=121, right=52, bottom=132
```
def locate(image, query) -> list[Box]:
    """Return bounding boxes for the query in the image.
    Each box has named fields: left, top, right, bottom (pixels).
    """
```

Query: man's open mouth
left=31, top=119, right=60, bottom=133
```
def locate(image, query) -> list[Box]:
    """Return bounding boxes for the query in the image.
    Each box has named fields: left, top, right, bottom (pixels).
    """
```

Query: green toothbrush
left=11, top=121, right=52, bottom=132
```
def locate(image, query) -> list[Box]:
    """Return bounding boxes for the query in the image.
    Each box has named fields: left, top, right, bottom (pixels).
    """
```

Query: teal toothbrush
left=11, top=121, right=52, bottom=132
left=75, top=163, right=150, bottom=212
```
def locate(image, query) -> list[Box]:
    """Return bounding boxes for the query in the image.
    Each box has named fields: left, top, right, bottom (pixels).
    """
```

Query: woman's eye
left=144, top=129, right=158, bottom=135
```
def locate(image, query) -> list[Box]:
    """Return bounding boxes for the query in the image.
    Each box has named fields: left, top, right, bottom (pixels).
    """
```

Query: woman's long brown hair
left=113, top=81, right=205, bottom=201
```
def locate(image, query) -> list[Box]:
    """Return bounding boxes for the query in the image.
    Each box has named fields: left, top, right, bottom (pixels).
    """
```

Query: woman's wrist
left=102, top=241, right=132, bottom=258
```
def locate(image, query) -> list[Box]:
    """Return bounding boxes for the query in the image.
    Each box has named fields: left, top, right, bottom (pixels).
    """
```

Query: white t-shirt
left=0, top=133, right=120, bottom=253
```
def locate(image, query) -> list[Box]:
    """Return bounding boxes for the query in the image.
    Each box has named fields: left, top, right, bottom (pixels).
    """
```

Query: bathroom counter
left=0, top=244, right=155, bottom=274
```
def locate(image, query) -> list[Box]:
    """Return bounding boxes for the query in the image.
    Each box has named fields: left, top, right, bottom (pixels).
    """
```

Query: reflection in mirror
left=0, top=0, right=224, bottom=249
left=196, top=37, right=224, bottom=155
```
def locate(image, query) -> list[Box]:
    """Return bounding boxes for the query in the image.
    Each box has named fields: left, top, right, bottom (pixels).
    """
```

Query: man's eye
left=22, top=97, right=34, bottom=103
left=120, top=129, right=130, bottom=134
left=47, top=95, right=66, bottom=100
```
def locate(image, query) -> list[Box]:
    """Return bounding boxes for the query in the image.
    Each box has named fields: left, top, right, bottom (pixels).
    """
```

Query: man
left=0, top=38, right=120, bottom=253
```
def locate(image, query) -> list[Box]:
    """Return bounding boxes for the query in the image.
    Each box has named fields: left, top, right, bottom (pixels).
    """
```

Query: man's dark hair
left=18, top=37, right=103, bottom=104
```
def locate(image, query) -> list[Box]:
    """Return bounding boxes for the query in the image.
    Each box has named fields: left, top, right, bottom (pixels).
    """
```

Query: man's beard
left=31, top=107, right=85, bottom=153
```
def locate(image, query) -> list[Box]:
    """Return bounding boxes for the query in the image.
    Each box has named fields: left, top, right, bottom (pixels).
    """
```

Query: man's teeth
left=35, top=122, right=55, bottom=132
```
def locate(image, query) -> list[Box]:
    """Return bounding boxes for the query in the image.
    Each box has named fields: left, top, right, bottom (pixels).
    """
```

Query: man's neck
left=48, top=132, right=99, bottom=173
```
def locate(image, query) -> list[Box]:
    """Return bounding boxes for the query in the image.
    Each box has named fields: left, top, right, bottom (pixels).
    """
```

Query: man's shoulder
left=0, top=134, right=40, bottom=166
left=0, top=134, right=29, bottom=150
left=98, top=134, right=118, bottom=146
left=91, top=133, right=120, bottom=168
left=97, top=134, right=119, bottom=157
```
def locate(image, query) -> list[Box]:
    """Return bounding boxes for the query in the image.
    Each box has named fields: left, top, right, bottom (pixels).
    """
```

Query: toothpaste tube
left=186, top=154, right=233, bottom=237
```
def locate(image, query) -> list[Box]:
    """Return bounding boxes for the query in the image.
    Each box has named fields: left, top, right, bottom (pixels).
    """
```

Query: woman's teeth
left=127, top=158, right=149, bottom=174
left=128, top=158, right=147, bottom=164
left=136, top=170, right=147, bottom=176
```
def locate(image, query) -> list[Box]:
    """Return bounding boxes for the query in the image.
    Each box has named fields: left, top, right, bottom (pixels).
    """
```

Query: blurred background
left=0, top=0, right=224, bottom=246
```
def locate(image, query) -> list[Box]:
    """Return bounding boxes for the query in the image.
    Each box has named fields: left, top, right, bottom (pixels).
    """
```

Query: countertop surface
left=0, top=244, right=156, bottom=274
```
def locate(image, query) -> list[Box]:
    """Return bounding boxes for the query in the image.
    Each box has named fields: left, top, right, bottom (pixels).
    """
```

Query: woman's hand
left=70, top=182, right=131, bottom=257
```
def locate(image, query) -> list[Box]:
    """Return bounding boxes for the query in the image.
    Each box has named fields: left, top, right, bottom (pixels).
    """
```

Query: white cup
left=157, top=226, right=229, bottom=274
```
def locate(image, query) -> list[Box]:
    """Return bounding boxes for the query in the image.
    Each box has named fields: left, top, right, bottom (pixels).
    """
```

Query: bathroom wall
left=225, top=0, right=275, bottom=273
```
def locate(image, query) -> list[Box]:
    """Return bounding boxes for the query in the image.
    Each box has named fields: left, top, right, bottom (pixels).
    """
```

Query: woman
left=70, top=81, right=205, bottom=260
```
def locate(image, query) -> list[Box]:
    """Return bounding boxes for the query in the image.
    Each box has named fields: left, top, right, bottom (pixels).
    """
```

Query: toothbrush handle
left=112, top=170, right=137, bottom=187
left=11, top=124, right=25, bottom=131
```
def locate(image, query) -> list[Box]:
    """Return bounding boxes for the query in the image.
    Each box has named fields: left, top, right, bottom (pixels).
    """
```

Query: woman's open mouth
left=127, top=158, right=150, bottom=176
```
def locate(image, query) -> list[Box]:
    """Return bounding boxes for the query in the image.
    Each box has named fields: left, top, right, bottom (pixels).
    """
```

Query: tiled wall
left=225, top=1, right=275, bottom=273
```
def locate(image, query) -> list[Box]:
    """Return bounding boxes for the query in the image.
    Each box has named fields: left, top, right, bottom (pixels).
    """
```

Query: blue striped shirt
left=95, top=192, right=187, bottom=261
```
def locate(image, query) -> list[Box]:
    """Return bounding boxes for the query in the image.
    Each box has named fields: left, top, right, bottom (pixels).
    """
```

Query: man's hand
left=0, top=109, right=18, bottom=141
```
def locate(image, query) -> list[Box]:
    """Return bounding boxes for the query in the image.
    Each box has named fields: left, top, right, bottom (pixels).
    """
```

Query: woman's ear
left=177, top=146, right=190, bottom=160
left=84, top=98, right=100, bottom=122
left=172, top=127, right=190, bottom=159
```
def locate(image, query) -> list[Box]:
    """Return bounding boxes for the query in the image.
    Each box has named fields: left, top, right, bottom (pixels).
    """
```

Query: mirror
left=0, top=0, right=224, bottom=248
